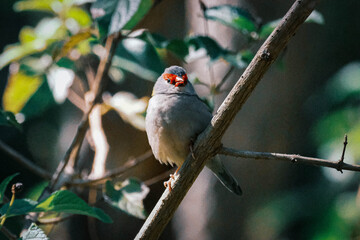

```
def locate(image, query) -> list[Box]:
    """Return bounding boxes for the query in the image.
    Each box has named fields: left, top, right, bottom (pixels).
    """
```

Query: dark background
left=1, top=0, right=360, bottom=239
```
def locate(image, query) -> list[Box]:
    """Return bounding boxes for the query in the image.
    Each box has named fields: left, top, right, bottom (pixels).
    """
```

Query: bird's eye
left=167, top=79, right=171, bottom=83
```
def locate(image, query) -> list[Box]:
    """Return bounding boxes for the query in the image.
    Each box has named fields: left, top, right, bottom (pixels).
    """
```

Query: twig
left=37, top=214, right=73, bottom=225
left=68, top=150, right=153, bottom=187
left=0, top=226, right=17, bottom=240
left=49, top=33, right=122, bottom=191
left=337, top=134, right=348, bottom=173
left=21, top=33, right=123, bottom=234
left=0, top=140, right=51, bottom=179
left=67, top=87, right=86, bottom=112
left=215, top=66, right=235, bottom=92
left=219, top=146, right=360, bottom=172
left=135, top=0, right=319, bottom=239
left=87, top=104, right=109, bottom=179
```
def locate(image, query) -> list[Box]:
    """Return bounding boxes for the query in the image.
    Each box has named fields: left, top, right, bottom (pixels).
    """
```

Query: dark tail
left=206, top=156, right=242, bottom=196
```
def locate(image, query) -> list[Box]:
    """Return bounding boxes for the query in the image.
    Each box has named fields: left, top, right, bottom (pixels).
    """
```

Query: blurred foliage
left=246, top=61, right=360, bottom=240
left=0, top=175, right=112, bottom=224
left=21, top=223, right=48, bottom=240
left=103, top=178, right=149, bottom=219
left=0, top=0, right=329, bottom=238
left=0, top=0, right=323, bottom=126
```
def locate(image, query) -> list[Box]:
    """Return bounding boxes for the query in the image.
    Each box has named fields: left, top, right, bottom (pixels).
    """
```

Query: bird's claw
left=164, top=179, right=173, bottom=192
left=164, top=170, right=180, bottom=192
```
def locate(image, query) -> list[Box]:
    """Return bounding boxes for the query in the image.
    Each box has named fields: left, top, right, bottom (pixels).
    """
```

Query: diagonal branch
left=0, top=140, right=51, bottom=179
left=135, top=0, right=320, bottom=239
left=220, top=147, right=360, bottom=172
left=68, top=150, right=153, bottom=187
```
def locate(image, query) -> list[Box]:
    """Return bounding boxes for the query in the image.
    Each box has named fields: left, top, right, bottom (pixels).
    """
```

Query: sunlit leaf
left=19, top=55, right=53, bottom=76
left=54, top=29, right=93, bottom=60
left=34, top=190, right=112, bottom=223
left=0, top=173, right=19, bottom=204
left=46, top=66, right=75, bottom=103
left=259, top=10, right=324, bottom=40
left=0, top=199, right=38, bottom=218
left=312, top=108, right=358, bottom=145
left=19, top=27, right=37, bottom=44
left=20, top=79, right=56, bottom=120
left=0, top=18, right=65, bottom=69
left=105, top=92, right=148, bottom=130
left=14, top=0, right=54, bottom=13
left=223, top=50, right=254, bottom=69
left=103, top=179, right=149, bottom=219
left=66, top=6, right=92, bottom=27
left=0, top=190, right=112, bottom=223
left=91, top=0, right=153, bottom=36
left=203, top=5, right=257, bottom=34
left=21, top=223, right=49, bottom=240
left=305, top=10, right=325, bottom=25
left=258, top=19, right=280, bottom=40
left=2, top=72, right=43, bottom=114
left=112, top=38, right=164, bottom=81
left=324, top=62, right=360, bottom=106
left=186, top=35, right=225, bottom=62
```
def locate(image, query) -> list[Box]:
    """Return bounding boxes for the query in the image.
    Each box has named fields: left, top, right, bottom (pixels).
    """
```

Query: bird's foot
left=164, top=178, right=173, bottom=192
left=164, top=169, right=180, bottom=192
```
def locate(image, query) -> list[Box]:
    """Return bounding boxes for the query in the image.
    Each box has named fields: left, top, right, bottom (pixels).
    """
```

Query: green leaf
left=2, top=72, right=43, bottom=114
left=14, top=0, right=54, bottom=13
left=324, top=62, right=360, bottom=106
left=203, top=5, right=257, bottom=34
left=21, top=223, right=48, bottom=240
left=91, top=0, right=153, bottom=36
left=65, top=7, right=92, bottom=27
left=259, top=10, right=324, bottom=40
left=186, top=35, right=225, bottom=62
left=223, top=50, right=254, bottom=69
left=112, top=38, right=164, bottom=81
left=0, top=173, right=19, bottom=204
left=0, top=110, right=21, bottom=130
left=305, top=10, right=325, bottom=25
left=34, top=190, right=113, bottom=223
left=20, top=79, right=56, bottom=120
left=103, top=179, right=149, bottom=219
left=258, top=19, right=280, bottom=40
left=0, top=199, right=38, bottom=218
left=0, top=18, right=65, bottom=69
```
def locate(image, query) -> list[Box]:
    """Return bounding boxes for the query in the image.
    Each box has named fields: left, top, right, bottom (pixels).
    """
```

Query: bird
left=145, top=66, right=242, bottom=195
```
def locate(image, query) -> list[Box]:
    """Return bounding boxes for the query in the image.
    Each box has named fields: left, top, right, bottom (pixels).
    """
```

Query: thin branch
left=68, top=150, right=153, bottom=187
left=21, top=33, right=123, bottom=234
left=37, top=214, right=73, bottom=225
left=337, top=134, right=348, bottom=173
left=49, top=33, right=122, bottom=191
left=67, top=87, right=86, bottom=112
left=0, top=226, right=17, bottom=240
left=87, top=104, right=109, bottom=179
left=215, top=66, right=235, bottom=92
left=135, top=0, right=320, bottom=239
left=0, top=140, right=51, bottom=179
left=219, top=147, right=360, bottom=172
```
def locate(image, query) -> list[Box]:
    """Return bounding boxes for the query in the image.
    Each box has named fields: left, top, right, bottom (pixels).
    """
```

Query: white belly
left=145, top=93, right=212, bottom=167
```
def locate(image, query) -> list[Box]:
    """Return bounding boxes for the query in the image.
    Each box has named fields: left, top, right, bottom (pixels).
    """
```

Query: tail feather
left=206, top=156, right=242, bottom=196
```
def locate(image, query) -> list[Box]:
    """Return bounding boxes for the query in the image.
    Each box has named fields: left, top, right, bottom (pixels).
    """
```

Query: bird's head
left=152, top=66, right=196, bottom=96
